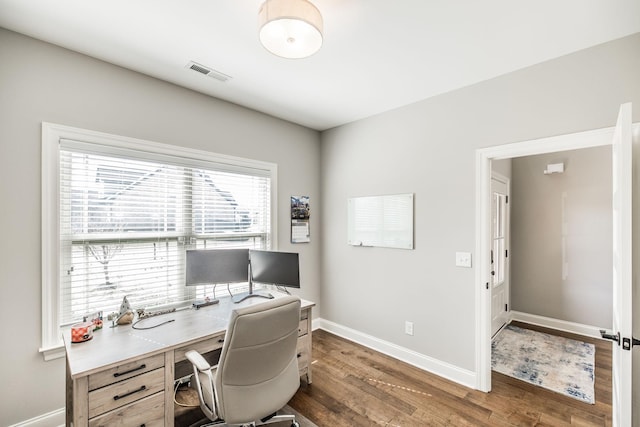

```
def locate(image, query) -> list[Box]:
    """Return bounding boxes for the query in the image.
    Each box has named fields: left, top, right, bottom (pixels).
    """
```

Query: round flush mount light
left=258, top=0, right=323, bottom=59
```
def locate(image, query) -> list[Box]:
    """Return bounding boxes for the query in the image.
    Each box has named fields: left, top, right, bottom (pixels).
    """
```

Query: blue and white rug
left=491, top=324, right=595, bottom=404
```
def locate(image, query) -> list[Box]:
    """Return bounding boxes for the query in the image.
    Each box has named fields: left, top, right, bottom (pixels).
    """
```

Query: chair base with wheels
left=191, top=414, right=299, bottom=427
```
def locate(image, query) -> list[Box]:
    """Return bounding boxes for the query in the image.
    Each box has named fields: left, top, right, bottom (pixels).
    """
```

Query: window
left=42, top=123, right=277, bottom=359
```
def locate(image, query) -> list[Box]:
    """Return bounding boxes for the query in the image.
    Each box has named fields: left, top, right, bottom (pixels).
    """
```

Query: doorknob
left=600, top=330, right=620, bottom=345
left=622, top=336, right=640, bottom=351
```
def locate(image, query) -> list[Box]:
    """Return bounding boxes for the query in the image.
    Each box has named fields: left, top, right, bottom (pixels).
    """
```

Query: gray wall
left=0, top=28, right=321, bottom=425
left=320, top=32, right=640, bottom=375
left=510, top=147, right=613, bottom=327
left=492, top=158, right=512, bottom=179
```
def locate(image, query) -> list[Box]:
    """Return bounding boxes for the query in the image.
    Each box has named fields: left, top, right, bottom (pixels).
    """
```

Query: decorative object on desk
left=105, top=295, right=135, bottom=326
left=71, top=321, right=94, bottom=343
left=116, top=310, right=134, bottom=325
left=84, top=311, right=103, bottom=330
left=118, top=295, right=132, bottom=315
left=491, top=324, right=595, bottom=404
left=106, top=311, right=119, bottom=327
left=291, top=195, right=310, bottom=243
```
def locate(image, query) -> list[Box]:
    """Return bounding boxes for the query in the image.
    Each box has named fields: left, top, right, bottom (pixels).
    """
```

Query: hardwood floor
left=289, top=324, right=612, bottom=426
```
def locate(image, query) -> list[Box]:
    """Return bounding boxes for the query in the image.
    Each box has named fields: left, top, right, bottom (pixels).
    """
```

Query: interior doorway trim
left=474, top=124, right=636, bottom=392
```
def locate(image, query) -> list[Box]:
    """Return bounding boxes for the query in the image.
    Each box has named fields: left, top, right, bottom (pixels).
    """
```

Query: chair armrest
left=185, top=350, right=211, bottom=372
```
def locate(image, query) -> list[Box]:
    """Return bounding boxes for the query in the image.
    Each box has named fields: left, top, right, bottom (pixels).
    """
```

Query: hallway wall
left=510, top=146, right=613, bottom=328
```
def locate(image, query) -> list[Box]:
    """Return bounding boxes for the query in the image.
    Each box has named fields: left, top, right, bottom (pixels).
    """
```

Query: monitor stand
left=231, top=290, right=274, bottom=304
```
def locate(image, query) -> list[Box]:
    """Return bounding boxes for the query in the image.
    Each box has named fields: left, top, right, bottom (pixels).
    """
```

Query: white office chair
left=185, top=295, right=302, bottom=427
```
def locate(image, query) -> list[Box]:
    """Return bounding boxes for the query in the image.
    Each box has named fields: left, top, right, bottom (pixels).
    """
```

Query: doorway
left=475, top=106, right=637, bottom=425
left=489, top=146, right=613, bottom=404
left=477, top=126, right=616, bottom=390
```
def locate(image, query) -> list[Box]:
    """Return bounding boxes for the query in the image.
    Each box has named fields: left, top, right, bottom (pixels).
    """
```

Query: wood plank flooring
left=289, top=323, right=612, bottom=426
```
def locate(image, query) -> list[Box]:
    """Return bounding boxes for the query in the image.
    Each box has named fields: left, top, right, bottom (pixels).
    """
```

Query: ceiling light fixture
left=258, top=0, right=323, bottom=59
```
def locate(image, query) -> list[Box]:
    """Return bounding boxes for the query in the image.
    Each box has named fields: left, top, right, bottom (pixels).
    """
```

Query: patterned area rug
left=491, top=324, right=595, bottom=404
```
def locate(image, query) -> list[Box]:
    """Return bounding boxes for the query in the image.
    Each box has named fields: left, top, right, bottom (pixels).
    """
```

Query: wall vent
left=186, top=61, right=231, bottom=82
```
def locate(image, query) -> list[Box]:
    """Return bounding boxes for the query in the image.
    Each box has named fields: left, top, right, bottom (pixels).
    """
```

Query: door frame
left=475, top=122, right=638, bottom=394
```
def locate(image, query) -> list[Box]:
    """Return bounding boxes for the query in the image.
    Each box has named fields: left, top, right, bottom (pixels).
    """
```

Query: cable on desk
left=131, top=318, right=175, bottom=330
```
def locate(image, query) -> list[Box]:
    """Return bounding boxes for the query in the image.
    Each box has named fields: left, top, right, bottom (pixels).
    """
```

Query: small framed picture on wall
left=291, top=195, right=310, bottom=243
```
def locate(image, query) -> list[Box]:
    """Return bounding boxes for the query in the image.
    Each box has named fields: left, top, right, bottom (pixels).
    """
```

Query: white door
left=610, top=102, right=633, bottom=426
left=490, top=173, right=509, bottom=337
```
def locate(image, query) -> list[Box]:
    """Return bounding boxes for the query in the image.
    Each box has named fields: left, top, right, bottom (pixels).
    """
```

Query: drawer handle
left=114, top=364, right=146, bottom=378
left=113, top=385, right=146, bottom=401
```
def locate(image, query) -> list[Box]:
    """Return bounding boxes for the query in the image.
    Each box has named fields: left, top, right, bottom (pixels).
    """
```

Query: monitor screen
left=249, top=250, right=300, bottom=288
left=185, top=249, right=249, bottom=285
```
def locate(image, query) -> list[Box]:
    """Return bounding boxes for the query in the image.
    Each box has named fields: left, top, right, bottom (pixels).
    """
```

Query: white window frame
left=41, top=122, right=278, bottom=360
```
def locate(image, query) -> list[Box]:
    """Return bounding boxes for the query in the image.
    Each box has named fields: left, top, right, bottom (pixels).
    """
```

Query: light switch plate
left=455, top=252, right=472, bottom=268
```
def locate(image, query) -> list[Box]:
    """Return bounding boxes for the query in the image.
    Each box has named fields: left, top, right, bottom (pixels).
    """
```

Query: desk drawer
left=175, top=335, right=225, bottom=363
left=298, top=319, right=309, bottom=337
left=296, top=333, right=311, bottom=370
left=89, top=354, right=164, bottom=391
left=88, top=368, right=165, bottom=418
left=89, top=392, right=164, bottom=427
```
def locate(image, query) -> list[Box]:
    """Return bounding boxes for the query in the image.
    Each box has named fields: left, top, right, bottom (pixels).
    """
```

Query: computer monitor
left=185, top=249, right=249, bottom=285
left=186, top=249, right=250, bottom=307
left=249, top=250, right=300, bottom=289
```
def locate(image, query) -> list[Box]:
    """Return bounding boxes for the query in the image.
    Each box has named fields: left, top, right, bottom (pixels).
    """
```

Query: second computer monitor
left=249, top=250, right=300, bottom=288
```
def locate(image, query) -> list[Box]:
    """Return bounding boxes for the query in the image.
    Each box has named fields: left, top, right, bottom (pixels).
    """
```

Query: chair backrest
left=216, top=295, right=301, bottom=424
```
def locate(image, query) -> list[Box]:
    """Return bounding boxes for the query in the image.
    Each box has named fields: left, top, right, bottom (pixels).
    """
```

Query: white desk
left=64, top=293, right=315, bottom=426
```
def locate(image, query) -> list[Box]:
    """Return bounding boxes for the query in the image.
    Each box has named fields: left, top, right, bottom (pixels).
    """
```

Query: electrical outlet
left=405, top=321, right=414, bottom=336
left=455, top=251, right=472, bottom=268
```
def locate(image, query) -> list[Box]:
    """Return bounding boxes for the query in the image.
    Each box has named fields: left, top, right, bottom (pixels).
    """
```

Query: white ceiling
left=1, top=0, right=639, bottom=131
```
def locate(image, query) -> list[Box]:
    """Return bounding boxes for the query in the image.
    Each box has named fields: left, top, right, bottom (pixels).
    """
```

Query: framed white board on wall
left=347, top=193, right=414, bottom=249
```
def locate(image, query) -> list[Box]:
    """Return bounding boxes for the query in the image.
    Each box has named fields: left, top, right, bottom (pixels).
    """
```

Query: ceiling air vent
left=186, top=61, right=231, bottom=82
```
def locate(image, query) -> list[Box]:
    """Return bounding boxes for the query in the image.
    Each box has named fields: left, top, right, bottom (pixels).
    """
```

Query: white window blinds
left=58, top=140, right=272, bottom=326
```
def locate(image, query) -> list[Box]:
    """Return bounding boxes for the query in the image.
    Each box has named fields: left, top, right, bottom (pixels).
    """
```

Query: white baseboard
left=8, top=408, right=64, bottom=427
left=315, top=318, right=476, bottom=389
left=509, top=311, right=606, bottom=339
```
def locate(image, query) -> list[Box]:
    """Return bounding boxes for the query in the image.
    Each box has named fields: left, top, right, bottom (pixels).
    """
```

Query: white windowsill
left=40, top=343, right=65, bottom=361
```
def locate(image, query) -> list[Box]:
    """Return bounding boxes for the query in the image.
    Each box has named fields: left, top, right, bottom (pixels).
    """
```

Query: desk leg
left=66, top=359, right=72, bottom=426
left=66, top=356, right=89, bottom=427
left=165, top=350, right=175, bottom=426
left=306, top=326, right=313, bottom=384
left=73, top=376, right=89, bottom=426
